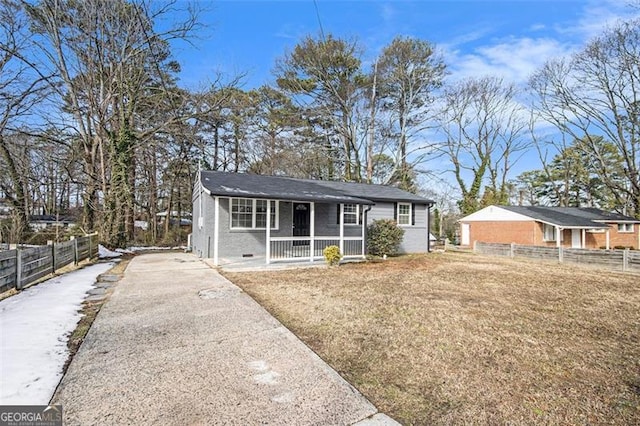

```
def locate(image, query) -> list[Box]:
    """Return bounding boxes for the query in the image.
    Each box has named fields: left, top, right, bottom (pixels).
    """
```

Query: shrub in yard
left=323, top=245, right=342, bottom=266
left=367, top=219, right=405, bottom=257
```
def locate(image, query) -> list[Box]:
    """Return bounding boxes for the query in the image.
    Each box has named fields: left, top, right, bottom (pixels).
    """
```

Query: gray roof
left=501, top=205, right=639, bottom=228
left=199, top=171, right=434, bottom=205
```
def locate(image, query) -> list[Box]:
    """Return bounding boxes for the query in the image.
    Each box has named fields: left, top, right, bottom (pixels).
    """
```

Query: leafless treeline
left=1, top=0, right=638, bottom=246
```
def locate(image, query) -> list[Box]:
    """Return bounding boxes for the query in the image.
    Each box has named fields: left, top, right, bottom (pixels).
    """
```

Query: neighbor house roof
left=500, top=205, right=640, bottom=228
left=199, top=171, right=434, bottom=205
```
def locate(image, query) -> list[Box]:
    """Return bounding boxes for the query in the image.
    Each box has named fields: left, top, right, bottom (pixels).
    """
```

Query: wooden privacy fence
left=472, top=241, right=640, bottom=273
left=0, top=234, right=99, bottom=293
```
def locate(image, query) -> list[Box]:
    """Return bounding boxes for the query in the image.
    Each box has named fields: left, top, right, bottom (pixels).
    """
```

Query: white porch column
left=606, top=228, right=610, bottom=250
left=265, top=200, right=271, bottom=265
left=581, top=229, right=586, bottom=249
left=339, top=203, right=344, bottom=255
left=360, top=204, right=366, bottom=258
left=310, top=202, right=315, bottom=262
left=556, top=226, right=562, bottom=248
left=213, top=196, right=219, bottom=266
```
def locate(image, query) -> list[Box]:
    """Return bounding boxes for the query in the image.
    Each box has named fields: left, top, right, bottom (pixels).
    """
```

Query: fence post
left=88, top=234, right=93, bottom=259
left=48, top=240, right=55, bottom=273
left=510, top=243, right=515, bottom=258
left=623, top=248, right=629, bottom=272
left=15, top=248, right=22, bottom=290
left=558, top=246, right=564, bottom=263
left=71, top=236, right=78, bottom=265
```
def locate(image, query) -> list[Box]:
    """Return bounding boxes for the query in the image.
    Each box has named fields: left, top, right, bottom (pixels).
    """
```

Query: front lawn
left=223, top=253, right=640, bottom=425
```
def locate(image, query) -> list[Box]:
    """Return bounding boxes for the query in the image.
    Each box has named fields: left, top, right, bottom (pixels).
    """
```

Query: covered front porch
left=549, top=225, right=611, bottom=249
left=209, top=198, right=372, bottom=266
left=266, top=201, right=368, bottom=264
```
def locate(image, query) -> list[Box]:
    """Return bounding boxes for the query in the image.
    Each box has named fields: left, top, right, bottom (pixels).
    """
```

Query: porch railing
left=269, top=236, right=364, bottom=262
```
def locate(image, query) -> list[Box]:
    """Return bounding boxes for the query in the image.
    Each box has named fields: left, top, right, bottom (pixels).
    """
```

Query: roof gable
left=199, top=171, right=434, bottom=205
left=460, top=205, right=640, bottom=228
left=460, top=205, right=533, bottom=222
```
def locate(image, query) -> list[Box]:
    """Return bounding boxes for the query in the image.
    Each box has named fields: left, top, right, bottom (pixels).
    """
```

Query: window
left=343, top=204, right=359, bottom=225
left=231, top=198, right=278, bottom=229
left=543, top=224, right=557, bottom=241
left=618, top=223, right=634, bottom=233
left=397, top=203, right=411, bottom=226
left=255, top=200, right=277, bottom=228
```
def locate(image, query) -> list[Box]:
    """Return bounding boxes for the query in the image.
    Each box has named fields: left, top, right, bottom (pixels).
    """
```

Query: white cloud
left=568, top=0, right=639, bottom=40
left=446, top=37, right=575, bottom=85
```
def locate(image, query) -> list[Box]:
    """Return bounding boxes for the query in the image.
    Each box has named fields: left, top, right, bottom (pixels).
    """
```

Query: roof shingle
left=199, top=171, right=434, bottom=204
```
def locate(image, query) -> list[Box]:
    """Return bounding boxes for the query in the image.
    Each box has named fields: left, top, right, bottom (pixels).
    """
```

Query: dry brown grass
left=224, top=252, right=640, bottom=425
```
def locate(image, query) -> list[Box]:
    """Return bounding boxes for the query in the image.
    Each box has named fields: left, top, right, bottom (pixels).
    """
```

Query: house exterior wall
left=192, top=194, right=431, bottom=259
left=463, top=220, right=539, bottom=246
left=461, top=220, right=639, bottom=249
left=368, top=202, right=429, bottom=253
left=587, top=224, right=639, bottom=249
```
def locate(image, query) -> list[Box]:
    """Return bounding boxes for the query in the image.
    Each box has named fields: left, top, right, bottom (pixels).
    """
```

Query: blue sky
left=174, top=0, right=637, bottom=90
left=168, top=0, right=638, bottom=193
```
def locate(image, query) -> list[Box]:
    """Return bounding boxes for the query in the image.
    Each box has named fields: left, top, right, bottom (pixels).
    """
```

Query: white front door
left=571, top=229, right=581, bottom=248
left=461, top=223, right=470, bottom=246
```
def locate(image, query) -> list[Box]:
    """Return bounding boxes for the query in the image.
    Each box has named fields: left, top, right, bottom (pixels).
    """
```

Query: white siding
left=460, top=205, right=531, bottom=222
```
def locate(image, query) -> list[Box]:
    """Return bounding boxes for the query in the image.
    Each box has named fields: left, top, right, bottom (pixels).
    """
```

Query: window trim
left=230, top=198, right=279, bottom=230
left=342, top=203, right=360, bottom=225
left=617, top=223, right=634, bottom=233
left=542, top=223, right=557, bottom=242
left=397, top=202, right=412, bottom=226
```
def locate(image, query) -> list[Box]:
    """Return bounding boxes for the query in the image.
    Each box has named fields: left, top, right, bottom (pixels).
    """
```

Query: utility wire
left=313, top=0, right=326, bottom=41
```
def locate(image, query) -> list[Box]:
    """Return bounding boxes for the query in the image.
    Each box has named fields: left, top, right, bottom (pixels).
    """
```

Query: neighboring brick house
left=459, top=205, right=640, bottom=249
left=192, top=171, right=434, bottom=265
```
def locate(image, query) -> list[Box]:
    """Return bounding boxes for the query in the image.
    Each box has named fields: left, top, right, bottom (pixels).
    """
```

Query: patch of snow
left=98, top=244, right=122, bottom=259
left=116, top=246, right=185, bottom=254
left=0, top=262, right=114, bottom=405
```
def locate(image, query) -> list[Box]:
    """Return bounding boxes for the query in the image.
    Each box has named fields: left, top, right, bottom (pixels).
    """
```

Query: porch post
left=581, top=229, right=586, bottom=249
left=605, top=228, right=610, bottom=250
left=266, top=200, right=271, bottom=265
left=339, top=203, right=344, bottom=255
left=310, top=202, right=315, bottom=262
left=213, top=196, right=219, bottom=266
left=556, top=226, right=561, bottom=248
left=360, top=204, right=366, bottom=258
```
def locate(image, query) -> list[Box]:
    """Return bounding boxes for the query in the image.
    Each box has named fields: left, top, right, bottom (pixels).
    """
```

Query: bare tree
left=530, top=18, right=640, bottom=217
left=436, top=77, right=528, bottom=214
left=0, top=0, right=50, bottom=242
left=25, top=0, right=199, bottom=245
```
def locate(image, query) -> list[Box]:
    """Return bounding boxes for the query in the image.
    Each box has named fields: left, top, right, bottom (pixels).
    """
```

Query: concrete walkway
left=53, top=253, right=398, bottom=425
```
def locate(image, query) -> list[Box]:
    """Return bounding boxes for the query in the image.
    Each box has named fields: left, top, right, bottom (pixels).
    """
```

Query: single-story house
left=29, top=214, right=76, bottom=231
left=458, top=205, right=640, bottom=249
left=191, top=171, right=434, bottom=265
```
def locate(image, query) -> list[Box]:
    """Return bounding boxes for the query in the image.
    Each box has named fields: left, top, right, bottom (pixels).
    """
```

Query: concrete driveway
left=53, top=252, right=398, bottom=425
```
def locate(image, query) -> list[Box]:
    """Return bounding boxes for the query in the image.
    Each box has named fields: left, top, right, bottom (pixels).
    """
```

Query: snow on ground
left=0, top=262, right=114, bottom=405
left=115, top=245, right=185, bottom=254
left=98, top=244, right=122, bottom=258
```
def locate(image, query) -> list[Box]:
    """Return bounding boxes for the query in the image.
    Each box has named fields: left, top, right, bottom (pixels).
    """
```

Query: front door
left=461, top=223, right=470, bottom=246
left=293, top=203, right=310, bottom=246
left=571, top=229, right=581, bottom=248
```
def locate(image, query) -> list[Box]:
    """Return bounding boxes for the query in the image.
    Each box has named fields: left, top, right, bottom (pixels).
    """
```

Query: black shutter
left=393, top=203, right=397, bottom=221
left=336, top=204, right=340, bottom=224
left=412, top=203, right=416, bottom=225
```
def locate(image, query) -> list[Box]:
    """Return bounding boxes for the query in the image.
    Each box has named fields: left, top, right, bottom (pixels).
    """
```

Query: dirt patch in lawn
left=224, top=252, right=640, bottom=425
